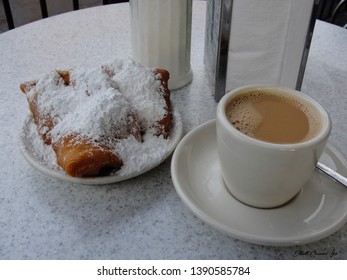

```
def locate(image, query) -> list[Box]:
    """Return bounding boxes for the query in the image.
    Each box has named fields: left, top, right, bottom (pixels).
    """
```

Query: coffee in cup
left=225, top=88, right=322, bottom=144
left=216, top=85, right=331, bottom=208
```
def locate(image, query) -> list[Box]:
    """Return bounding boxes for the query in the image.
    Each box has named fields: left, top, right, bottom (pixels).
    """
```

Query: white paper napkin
left=226, top=0, right=315, bottom=91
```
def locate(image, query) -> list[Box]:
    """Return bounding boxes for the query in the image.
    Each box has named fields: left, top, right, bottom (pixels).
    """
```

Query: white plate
left=20, top=111, right=183, bottom=185
left=171, top=120, right=347, bottom=246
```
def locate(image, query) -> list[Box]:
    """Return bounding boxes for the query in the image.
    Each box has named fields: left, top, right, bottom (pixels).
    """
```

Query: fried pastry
left=102, top=60, right=172, bottom=138
left=52, top=136, right=123, bottom=177
left=20, top=58, right=172, bottom=177
left=152, top=68, right=172, bottom=138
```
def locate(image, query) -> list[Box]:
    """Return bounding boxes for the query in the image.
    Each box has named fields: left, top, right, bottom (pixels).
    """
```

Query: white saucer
left=20, top=111, right=183, bottom=185
left=171, top=120, right=347, bottom=246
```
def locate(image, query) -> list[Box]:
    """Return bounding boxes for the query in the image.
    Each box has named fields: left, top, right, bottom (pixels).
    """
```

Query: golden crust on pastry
left=52, top=136, right=123, bottom=177
left=21, top=77, right=55, bottom=145
left=153, top=68, right=172, bottom=138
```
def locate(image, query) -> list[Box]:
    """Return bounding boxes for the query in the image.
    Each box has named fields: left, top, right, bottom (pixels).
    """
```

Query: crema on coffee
left=226, top=89, right=322, bottom=144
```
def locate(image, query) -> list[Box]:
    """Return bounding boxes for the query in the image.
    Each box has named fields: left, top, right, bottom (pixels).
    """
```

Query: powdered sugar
left=22, top=57, right=178, bottom=178
left=103, top=58, right=167, bottom=133
left=21, top=109, right=181, bottom=179
left=52, top=88, right=133, bottom=141
left=111, top=132, right=170, bottom=176
left=24, top=119, right=62, bottom=173
left=26, top=58, right=167, bottom=142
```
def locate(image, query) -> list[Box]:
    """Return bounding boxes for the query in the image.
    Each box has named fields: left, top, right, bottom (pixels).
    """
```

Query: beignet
left=20, top=58, right=171, bottom=177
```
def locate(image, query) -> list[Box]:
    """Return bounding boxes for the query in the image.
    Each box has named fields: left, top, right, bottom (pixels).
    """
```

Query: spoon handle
left=316, top=162, right=347, bottom=188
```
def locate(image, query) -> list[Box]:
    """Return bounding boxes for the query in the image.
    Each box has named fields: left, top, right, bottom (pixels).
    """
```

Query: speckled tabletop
left=0, top=2, right=346, bottom=259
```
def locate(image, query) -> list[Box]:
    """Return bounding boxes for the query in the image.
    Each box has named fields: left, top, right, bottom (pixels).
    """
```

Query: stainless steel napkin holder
left=204, top=0, right=323, bottom=101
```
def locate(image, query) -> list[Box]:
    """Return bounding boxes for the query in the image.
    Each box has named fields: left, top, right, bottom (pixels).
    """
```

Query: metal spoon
left=316, top=162, right=347, bottom=187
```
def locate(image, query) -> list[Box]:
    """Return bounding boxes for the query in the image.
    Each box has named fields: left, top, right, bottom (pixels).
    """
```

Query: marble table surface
left=0, top=1, right=346, bottom=259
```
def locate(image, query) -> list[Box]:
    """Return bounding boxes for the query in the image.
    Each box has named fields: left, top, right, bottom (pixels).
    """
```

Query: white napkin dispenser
left=204, top=0, right=322, bottom=101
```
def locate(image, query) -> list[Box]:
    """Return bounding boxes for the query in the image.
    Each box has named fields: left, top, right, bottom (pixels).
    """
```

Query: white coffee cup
left=216, top=85, right=331, bottom=208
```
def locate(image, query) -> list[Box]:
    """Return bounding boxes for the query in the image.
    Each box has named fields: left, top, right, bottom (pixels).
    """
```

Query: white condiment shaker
left=130, top=0, right=193, bottom=90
